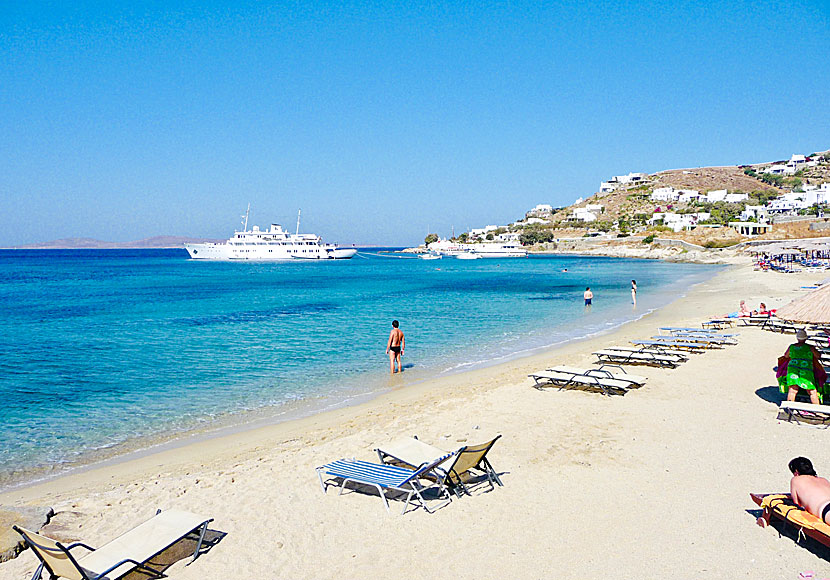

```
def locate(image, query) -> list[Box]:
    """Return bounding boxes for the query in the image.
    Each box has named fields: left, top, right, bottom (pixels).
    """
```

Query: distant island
left=7, top=236, right=222, bottom=250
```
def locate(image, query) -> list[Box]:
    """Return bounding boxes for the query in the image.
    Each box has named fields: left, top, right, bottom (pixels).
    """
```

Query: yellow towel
left=760, top=494, right=830, bottom=536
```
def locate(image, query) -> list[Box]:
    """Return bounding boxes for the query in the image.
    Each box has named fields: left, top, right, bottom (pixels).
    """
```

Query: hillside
left=11, top=236, right=221, bottom=249
left=548, top=150, right=830, bottom=236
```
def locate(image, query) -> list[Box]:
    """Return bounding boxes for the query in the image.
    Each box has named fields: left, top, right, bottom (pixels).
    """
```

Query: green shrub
left=703, top=240, right=739, bottom=249
left=642, top=234, right=655, bottom=244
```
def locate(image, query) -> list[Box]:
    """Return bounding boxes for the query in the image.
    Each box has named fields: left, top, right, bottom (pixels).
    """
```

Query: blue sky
left=1, top=1, right=828, bottom=246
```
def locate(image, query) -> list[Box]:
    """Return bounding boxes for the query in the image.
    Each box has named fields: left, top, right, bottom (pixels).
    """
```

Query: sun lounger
left=649, top=335, right=730, bottom=347
left=777, top=401, right=830, bottom=428
left=701, top=319, right=735, bottom=329
left=602, top=346, right=688, bottom=361
left=316, top=452, right=454, bottom=514
left=751, top=493, right=830, bottom=549
left=631, top=339, right=707, bottom=352
left=14, top=509, right=213, bottom=580
left=669, top=333, right=737, bottom=345
left=528, top=370, right=633, bottom=396
left=546, top=365, right=647, bottom=387
left=658, top=327, right=739, bottom=338
left=593, top=349, right=680, bottom=368
left=375, top=435, right=502, bottom=497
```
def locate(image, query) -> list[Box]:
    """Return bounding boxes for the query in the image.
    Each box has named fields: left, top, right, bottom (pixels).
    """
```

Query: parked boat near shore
left=185, top=206, right=357, bottom=261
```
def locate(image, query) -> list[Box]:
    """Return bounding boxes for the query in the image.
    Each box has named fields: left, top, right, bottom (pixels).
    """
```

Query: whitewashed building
left=650, top=187, right=679, bottom=201
left=706, top=189, right=728, bottom=203
left=724, top=192, right=749, bottom=203
left=677, top=189, right=701, bottom=203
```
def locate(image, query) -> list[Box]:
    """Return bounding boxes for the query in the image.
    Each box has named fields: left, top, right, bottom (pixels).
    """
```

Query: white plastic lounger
left=593, top=349, right=680, bottom=368
left=317, top=453, right=454, bottom=514
left=659, top=327, right=738, bottom=337
left=702, top=319, right=736, bottom=329
left=648, top=335, right=727, bottom=347
left=631, top=339, right=707, bottom=352
left=528, top=370, right=633, bottom=396
left=375, top=436, right=502, bottom=496
left=777, top=401, right=830, bottom=428
left=14, top=509, right=213, bottom=580
left=602, top=346, right=688, bottom=361
left=547, top=365, right=647, bottom=387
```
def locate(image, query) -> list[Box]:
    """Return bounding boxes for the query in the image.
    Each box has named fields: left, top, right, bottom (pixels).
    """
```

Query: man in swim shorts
left=386, top=319, right=405, bottom=374
left=583, top=287, right=593, bottom=306
left=789, top=457, right=830, bottom=524
left=781, top=329, right=823, bottom=405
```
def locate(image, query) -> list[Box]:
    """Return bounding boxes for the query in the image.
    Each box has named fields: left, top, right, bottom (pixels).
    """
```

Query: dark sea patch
left=180, top=301, right=340, bottom=326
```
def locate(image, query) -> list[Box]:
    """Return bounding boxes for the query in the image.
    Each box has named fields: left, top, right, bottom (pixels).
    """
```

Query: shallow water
left=0, top=249, right=722, bottom=486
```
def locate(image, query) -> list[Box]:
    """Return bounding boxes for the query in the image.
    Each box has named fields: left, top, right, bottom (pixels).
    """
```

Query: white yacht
left=185, top=207, right=358, bottom=261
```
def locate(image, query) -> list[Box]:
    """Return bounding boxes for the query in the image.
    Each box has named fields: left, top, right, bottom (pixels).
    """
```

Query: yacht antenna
left=241, top=203, right=250, bottom=231
left=296, top=209, right=301, bottom=235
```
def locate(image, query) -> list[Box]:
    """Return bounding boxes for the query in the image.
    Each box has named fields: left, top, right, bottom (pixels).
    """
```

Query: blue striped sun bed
left=316, top=452, right=455, bottom=514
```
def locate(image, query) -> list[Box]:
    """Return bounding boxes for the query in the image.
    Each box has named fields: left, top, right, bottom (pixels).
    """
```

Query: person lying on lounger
left=789, top=457, right=830, bottom=524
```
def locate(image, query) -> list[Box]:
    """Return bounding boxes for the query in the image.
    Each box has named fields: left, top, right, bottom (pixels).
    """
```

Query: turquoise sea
left=0, top=249, right=722, bottom=487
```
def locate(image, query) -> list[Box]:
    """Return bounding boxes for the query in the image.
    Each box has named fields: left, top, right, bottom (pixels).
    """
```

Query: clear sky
left=1, top=1, right=828, bottom=246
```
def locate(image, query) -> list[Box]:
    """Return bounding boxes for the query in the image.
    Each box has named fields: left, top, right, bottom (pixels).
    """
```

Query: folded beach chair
left=593, top=349, right=680, bottom=368
left=631, top=339, right=707, bottom=352
left=777, top=401, right=830, bottom=428
left=528, top=369, right=632, bottom=396
left=547, top=365, right=647, bottom=387
left=375, top=435, right=502, bottom=497
left=751, top=493, right=830, bottom=549
left=13, top=509, right=213, bottom=580
left=316, top=452, right=454, bottom=514
left=658, top=327, right=738, bottom=338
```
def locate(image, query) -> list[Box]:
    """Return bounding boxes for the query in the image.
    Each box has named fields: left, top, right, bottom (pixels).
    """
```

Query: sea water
left=0, top=249, right=722, bottom=487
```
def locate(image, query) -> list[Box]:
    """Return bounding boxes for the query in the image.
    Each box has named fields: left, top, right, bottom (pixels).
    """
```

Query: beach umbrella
left=776, top=284, right=830, bottom=324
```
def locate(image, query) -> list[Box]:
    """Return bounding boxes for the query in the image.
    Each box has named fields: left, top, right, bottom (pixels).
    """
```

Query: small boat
left=419, top=253, right=442, bottom=260
left=455, top=252, right=482, bottom=260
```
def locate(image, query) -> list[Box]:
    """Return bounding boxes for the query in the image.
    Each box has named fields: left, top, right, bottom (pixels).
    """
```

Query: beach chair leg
left=29, top=563, right=44, bottom=580
left=316, top=468, right=328, bottom=493
left=483, top=458, right=503, bottom=486
left=191, top=521, right=209, bottom=562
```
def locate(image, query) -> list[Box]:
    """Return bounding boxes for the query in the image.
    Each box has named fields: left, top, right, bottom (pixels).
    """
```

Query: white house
left=469, top=225, right=500, bottom=237
left=529, top=204, right=553, bottom=214
left=706, top=190, right=728, bottom=203
left=584, top=204, right=604, bottom=213
left=523, top=217, right=548, bottom=225
left=765, top=164, right=787, bottom=175
left=724, top=192, right=749, bottom=203
left=677, top=189, right=701, bottom=203
left=740, top=205, right=769, bottom=222
left=650, top=187, right=679, bottom=201
left=497, top=232, right=521, bottom=242
left=615, top=172, right=647, bottom=184
left=599, top=181, right=616, bottom=193
left=569, top=208, right=598, bottom=222
left=649, top=212, right=706, bottom=232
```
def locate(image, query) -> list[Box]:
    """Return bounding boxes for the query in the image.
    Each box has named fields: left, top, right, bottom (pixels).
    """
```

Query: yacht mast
left=241, top=203, right=250, bottom=232
left=296, top=209, right=301, bottom=235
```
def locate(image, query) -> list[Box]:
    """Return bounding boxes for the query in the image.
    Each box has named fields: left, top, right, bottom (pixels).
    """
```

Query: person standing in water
left=631, top=280, right=637, bottom=305
left=386, top=320, right=405, bottom=374
left=583, top=287, right=593, bottom=306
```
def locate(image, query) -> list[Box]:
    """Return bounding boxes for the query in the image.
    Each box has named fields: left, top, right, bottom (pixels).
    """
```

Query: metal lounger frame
left=14, top=513, right=212, bottom=580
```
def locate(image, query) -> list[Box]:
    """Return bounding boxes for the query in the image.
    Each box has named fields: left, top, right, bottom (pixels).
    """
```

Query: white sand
left=2, top=262, right=829, bottom=579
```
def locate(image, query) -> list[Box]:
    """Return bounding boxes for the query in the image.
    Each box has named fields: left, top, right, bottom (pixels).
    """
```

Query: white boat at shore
left=185, top=206, right=357, bottom=261
left=427, top=239, right=527, bottom=258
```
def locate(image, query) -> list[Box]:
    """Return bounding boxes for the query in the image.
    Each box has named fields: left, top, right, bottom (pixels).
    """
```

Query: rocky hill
left=11, top=236, right=221, bottom=249
left=551, top=150, right=830, bottom=228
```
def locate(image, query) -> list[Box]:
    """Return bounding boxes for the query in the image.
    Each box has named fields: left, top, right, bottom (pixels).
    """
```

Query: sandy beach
left=2, top=260, right=829, bottom=579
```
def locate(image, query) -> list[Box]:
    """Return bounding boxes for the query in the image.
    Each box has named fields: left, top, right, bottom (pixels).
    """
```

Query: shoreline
left=0, top=258, right=721, bottom=492
left=4, top=259, right=830, bottom=578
